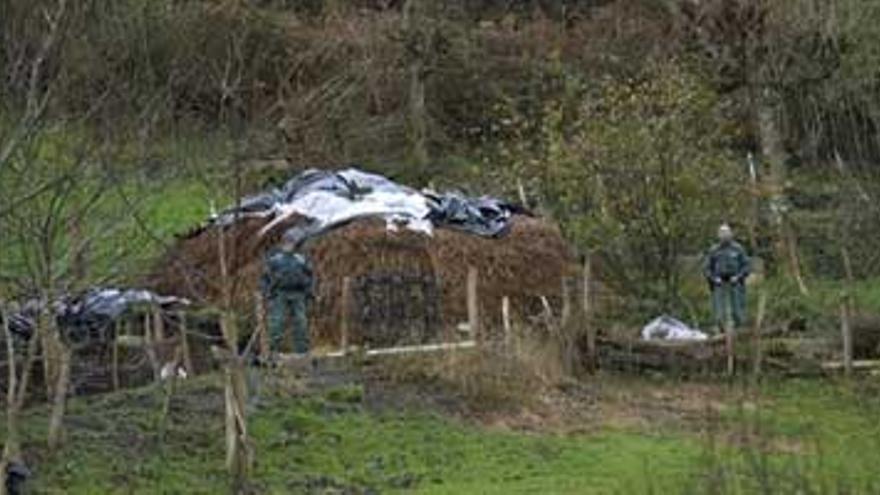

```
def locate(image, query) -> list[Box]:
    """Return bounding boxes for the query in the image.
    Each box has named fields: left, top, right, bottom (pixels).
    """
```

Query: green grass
left=700, top=378, right=880, bottom=494
left=5, top=374, right=880, bottom=494
left=251, top=402, right=698, bottom=494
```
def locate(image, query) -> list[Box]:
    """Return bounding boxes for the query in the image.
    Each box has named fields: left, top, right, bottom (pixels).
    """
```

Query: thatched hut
left=151, top=212, right=574, bottom=348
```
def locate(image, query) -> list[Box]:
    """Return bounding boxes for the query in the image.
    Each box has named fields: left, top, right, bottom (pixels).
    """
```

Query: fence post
left=502, top=296, right=512, bottom=354
left=178, top=311, right=194, bottom=375
left=561, top=278, right=571, bottom=327
left=112, top=319, right=121, bottom=391
left=254, top=293, right=269, bottom=359
left=467, top=266, right=480, bottom=344
left=143, top=309, right=159, bottom=382
left=152, top=304, right=166, bottom=341
left=841, top=302, right=853, bottom=377
left=583, top=254, right=596, bottom=373
left=341, top=277, right=352, bottom=354
left=751, top=290, right=767, bottom=382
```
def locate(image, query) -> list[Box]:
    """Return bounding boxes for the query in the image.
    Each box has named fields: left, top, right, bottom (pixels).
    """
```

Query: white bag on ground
left=641, top=315, right=708, bottom=341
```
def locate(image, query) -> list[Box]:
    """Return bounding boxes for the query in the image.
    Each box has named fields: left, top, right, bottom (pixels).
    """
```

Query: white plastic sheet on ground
left=641, top=315, right=708, bottom=342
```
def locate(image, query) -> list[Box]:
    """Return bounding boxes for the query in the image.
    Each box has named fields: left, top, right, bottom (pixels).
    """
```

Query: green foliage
left=0, top=126, right=233, bottom=292
left=494, top=62, right=749, bottom=313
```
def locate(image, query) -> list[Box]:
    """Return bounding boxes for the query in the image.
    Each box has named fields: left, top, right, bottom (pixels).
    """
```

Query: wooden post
left=112, top=320, right=121, bottom=391
left=255, top=293, right=269, bottom=359
left=583, top=254, right=596, bottom=372
left=340, top=277, right=352, bottom=355
left=143, top=310, right=159, bottom=381
left=561, top=278, right=571, bottom=327
left=751, top=290, right=767, bottom=380
left=152, top=304, right=166, bottom=341
left=841, top=302, right=853, bottom=377
left=517, top=179, right=528, bottom=207
left=178, top=312, right=194, bottom=375
left=467, top=266, right=480, bottom=343
left=502, top=296, right=512, bottom=353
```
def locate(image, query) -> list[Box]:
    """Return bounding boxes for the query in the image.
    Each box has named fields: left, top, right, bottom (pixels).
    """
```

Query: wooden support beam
left=340, top=277, right=352, bottom=355
left=254, top=293, right=269, bottom=359
left=561, top=278, right=571, bottom=327
left=583, top=254, right=596, bottom=373
left=178, top=311, right=194, bottom=375
left=143, top=311, right=160, bottom=381
left=502, top=296, right=512, bottom=353
left=112, top=320, right=121, bottom=391
left=841, top=302, right=853, bottom=377
left=467, top=266, right=480, bottom=343
left=751, top=290, right=767, bottom=381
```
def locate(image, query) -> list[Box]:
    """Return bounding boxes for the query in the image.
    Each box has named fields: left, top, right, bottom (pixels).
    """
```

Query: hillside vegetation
left=3, top=1, right=880, bottom=493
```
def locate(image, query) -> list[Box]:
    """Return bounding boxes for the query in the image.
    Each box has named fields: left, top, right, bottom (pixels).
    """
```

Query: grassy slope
left=5, top=375, right=880, bottom=494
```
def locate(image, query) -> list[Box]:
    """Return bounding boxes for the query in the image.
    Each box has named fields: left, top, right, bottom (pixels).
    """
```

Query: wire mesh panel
left=352, top=272, right=442, bottom=347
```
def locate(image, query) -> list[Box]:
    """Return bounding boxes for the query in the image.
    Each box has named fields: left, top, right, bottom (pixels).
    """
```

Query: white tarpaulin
left=210, top=168, right=518, bottom=243
left=260, top=184, right=434, bottom=237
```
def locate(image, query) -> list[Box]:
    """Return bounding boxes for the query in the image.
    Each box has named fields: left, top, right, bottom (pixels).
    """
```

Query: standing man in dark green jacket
left=704, top=224, right=750, bottom=332
left=260, top=236, right=314, bottom=355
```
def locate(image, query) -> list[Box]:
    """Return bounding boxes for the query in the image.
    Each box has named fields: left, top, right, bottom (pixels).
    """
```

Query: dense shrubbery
left=3, top=0, right=880, bottom=313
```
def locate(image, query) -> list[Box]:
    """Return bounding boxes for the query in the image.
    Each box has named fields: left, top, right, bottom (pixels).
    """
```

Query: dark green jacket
left=260, top=249, right=314, bottom=295
left=704, top=241, right=750, bottom=286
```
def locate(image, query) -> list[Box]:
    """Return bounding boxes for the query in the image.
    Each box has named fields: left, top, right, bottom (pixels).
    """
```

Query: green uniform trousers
left=712, top=282, right=746, bottom=329
left=266, top=292, right=310, bottom=354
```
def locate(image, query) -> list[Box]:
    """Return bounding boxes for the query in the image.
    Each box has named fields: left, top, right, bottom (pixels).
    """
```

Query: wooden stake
left=841, top=303, right=853, bottom=377
left=143, top=310, right=159, bottom=382
left=467, top=266, right=480, bottom=343
left=178, top=312, right=194, bottom=375
left=255, top=293, right=269, bottom=359
left=502, top=296, right=512, bottom=353
left=112, top=320, right=121, bottom=391
left=751, top=290, right=767, bottom=380
left=561, top=278, right=571, bottom=327
left=340, top=277, right=352, bottom=354
left=583, top=254, right=596, bottom=373
left=152, top=304, right=166, bottom=341
left=517, top=179, right=528, bottom=207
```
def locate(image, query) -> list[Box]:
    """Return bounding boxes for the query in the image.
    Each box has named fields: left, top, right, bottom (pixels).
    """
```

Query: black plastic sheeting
left=211, top=168, right=523, bottom=241
left=1, top=288, right=189, bottom=342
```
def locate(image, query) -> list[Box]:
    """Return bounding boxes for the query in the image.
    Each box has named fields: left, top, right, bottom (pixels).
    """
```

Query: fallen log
left=821, top=359, right=880, bottom=371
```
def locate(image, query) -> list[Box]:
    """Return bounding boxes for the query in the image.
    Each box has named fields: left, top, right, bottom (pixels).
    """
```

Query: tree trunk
left=1, top=303, right=21, bottom=495
left=39, top=303, right=61, bottom=401
left=47, top=345, right=71, bottom=449
left=403, top=0, right=429, bottom=175
left=757, top=95, right=808, bottom=294
left=221, top=313, right=251, bottom=490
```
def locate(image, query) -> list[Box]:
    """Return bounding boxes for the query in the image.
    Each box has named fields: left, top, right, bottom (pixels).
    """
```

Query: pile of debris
left=151, top=168, right=575, bottom=346
left=0, top=288, right=201, bottom=396
left=4, top=288, right=189, bottom=343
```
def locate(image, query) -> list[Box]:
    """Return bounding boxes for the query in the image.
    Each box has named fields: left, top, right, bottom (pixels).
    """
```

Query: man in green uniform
left=260, top=236, right=314, bottom=355
left=704, top=224, right=750, bottom=332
